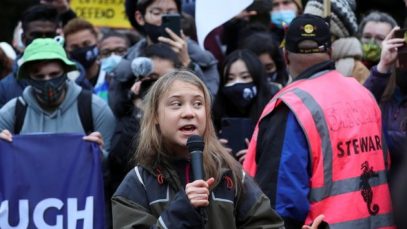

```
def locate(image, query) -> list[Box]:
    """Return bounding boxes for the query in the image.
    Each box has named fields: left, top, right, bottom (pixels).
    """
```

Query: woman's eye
left=227, top=75, right=235, bottom=82
left=193, top=101, right=203, bottom=108
left=242, top=75, right=251, bottom=80
left=171, top=101, right=181, bottom=107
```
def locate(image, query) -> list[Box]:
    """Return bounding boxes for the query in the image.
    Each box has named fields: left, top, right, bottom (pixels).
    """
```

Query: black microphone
left=187, top=135, right=205, bottom=181
left=186, top=135, right=208, bottom=226
left=130, top=57, right=153, bottom=80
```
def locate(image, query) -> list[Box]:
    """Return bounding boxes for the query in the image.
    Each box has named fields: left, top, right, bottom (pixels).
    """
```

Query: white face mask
left=100, top=54, right=122, bottom=73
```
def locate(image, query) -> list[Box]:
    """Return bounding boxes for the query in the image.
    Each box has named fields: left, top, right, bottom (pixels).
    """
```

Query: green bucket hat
left=17, top=38, right=77, bottom=79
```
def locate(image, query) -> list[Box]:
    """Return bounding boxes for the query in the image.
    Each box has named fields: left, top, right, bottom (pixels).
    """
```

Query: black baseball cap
left=285, top=14, right=331, bottom=54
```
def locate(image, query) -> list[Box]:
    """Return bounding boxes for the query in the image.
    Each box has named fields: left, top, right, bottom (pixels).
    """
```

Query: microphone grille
left=131, top=57, right=153, bottom=78
left=186, top=135, right=204, bottom=152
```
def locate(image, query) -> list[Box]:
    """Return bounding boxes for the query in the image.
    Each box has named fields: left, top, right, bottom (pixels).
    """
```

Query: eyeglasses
left=99, top=47, right=127, bottom=58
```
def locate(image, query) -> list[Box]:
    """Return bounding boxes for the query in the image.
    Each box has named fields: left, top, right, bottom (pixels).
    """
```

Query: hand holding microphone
left=186, top=135, right=214, bottom=208
left=185, top=178, right=214, bottom=208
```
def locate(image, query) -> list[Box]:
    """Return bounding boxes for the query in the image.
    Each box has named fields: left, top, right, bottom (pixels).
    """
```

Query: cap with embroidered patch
left=285, top=14, right=331, bottom=54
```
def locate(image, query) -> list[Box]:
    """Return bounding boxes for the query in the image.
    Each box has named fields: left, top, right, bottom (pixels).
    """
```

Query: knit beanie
left=304, top=0, right=357, bottom=38
left=331, top=37, right=362, bottom=76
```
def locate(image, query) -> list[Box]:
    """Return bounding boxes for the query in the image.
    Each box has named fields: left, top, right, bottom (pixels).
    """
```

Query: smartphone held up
left=161, top=13, right=181, bottom=38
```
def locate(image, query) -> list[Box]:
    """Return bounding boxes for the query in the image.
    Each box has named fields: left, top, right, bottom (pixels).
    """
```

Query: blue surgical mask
left=271, top=10, right=296, bottom=29
left=100, top=54, right=122, bottom=73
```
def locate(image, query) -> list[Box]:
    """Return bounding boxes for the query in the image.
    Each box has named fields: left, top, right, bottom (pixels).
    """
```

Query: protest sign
left=71, top=0, right=131, bottom=28
left=0, top=134, right=105, bottom=228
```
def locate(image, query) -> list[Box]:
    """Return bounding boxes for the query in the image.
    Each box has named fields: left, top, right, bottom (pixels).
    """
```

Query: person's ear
left=135, top=10, right=145, bottom=26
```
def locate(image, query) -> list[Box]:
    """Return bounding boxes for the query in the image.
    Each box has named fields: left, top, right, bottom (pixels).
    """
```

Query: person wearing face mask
left=63, top=18, right=111, bottom=101
left=363, top=27, right=407, bottom=226
left=0, top=4, right=61, bottom=108
left=117, top=0, right=220, bottom=98
left=99, top=32, right=130, bottom=74
left=239, top=32, right=291, bottom=88
left=305, top=0, right=372, bottom=84
left=0, top=38, right=117, bottom=229
left=97, top=31, right=130, bottom=102
left=213, top=49, right=278, bottom=163
left=0, top=38, right=115, bottom=155
left=269, top=0, right=303, bottom=44
left=358, top=11, right=398, bottom=70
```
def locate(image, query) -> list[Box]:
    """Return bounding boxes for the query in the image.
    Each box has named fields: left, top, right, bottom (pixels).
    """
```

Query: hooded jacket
left=0, top=80, right=116, bottom=156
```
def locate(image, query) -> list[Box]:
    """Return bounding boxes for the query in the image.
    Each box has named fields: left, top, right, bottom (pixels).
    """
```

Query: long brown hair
left=135, top=70, right=242, bottom=188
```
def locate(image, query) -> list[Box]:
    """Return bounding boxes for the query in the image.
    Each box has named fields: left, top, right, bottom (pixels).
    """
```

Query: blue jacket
left=0, top=57, right=26, bottom=108
left=254, top=61, right=336, bottom=228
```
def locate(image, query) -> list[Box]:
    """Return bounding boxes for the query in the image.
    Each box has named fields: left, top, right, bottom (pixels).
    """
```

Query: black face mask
left=69, top=45, right=99, bottom=69
left=28, top=74, right=67, bottom=106
left=143, top=23, right=164, bottom=43
left=222, top=82, right=257, bottom=110
left=396, top=68, right=407, bottom=94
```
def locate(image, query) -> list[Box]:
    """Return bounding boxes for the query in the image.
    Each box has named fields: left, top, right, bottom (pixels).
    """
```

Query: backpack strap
left=77, top=90, right=94, bottom=134
left=13, top=91, right=94, bottom=134
left=14, top=97, right=27, bottom=134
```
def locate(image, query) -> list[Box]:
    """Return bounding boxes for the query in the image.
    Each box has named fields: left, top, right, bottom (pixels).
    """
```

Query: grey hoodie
left=0, top=80, right=116, bottom=156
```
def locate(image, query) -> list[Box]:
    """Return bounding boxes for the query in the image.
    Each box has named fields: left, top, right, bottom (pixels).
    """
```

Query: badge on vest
left=360, top=161, right=379, bottom=216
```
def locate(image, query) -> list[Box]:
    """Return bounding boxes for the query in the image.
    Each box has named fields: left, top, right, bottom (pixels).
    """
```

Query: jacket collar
left=295, top=60, right=336, bottom=81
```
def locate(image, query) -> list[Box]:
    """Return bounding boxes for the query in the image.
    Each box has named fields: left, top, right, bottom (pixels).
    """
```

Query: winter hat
left=304, top=0, right=357, bottom=38
left=18, top=38, right=76, bottom=79
left=331, top=37, right=363, bottom=77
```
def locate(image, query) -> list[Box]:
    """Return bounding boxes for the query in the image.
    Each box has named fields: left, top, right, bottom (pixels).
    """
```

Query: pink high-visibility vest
left=243, top=70, right=394, bottom=228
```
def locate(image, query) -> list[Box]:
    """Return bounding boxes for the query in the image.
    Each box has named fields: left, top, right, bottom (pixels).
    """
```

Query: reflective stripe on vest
left=285, top=87, right=393, bottom=228
left=244, top=71, right=394, bottom=228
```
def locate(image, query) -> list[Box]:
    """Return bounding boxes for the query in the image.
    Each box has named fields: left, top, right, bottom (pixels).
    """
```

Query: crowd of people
left=1, top=0, right=407, bottom=228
